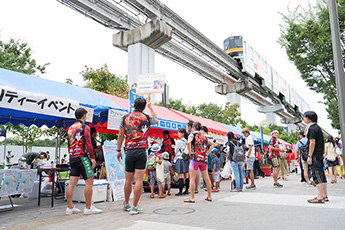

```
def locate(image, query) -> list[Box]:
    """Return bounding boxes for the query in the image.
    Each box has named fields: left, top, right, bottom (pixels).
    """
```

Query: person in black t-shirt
left=304, top=111, right=328, bottom=204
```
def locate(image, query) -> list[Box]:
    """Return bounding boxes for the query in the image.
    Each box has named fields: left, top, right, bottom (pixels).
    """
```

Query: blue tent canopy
left=218, top=123, right=267, bottom=145
left=0, top=68, right=126, bottom=128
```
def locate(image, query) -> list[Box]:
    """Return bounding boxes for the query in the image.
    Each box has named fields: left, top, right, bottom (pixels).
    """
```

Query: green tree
left=65, top=78, right=74, bottom=85
left=156, top=98, right=188, bottom=112
left=0, top=38, right=49, bottom=75
left=81, top=64, right=130, bottom=141
left=0, top=123, right=43, bottom=153
left=157, top=98, right=245, bottom=127
left=278, top=0, right=345, bottom=129
left=221, top=103, right=247, bottom=127
left=196, top=103, right=223, bottom=121
left=81, top=64, right=129, bottom=99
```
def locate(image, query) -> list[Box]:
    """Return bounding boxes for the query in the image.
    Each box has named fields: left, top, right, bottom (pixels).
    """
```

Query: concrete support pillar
left=113, top=19, right=172, bottom=103
left=266, top=112, right=276, bottom=125
left=127, top=43, right=155, bottom=89
left=226, top=93, right=241, bottom=114
left=288, top=124, right=297, bottom=133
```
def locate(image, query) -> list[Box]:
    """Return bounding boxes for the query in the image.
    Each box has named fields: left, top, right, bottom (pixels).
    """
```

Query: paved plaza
left=1, top=173, right=345, bottom=230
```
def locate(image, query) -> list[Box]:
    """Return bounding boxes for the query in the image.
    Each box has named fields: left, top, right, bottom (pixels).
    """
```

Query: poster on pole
left=136, top=73, right=166, bottom=94
left=103, top=141, right=132, bottom=201
left=103, top=143, right=126, bottom=181
left=107, top=109, right=127, bottom=130
left=0, top=169, right=21, bottom=196
left=16, top=169, right=37, bottom=194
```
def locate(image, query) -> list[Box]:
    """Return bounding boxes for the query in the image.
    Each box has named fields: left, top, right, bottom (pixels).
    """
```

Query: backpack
left=192, top=132, right=208, bottom=162
left=180, top=139, right=190, bottom=161
left=147, top=154, right=157, bottom=170
left=230, top=141, right=245, bottom=162
left=299, top=140, right=309, bottom=161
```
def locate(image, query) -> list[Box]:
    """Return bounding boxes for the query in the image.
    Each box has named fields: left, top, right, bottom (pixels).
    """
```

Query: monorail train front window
left=224, top=36, right=243, bottom=57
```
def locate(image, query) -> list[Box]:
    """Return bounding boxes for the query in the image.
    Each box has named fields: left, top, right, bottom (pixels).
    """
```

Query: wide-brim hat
left=242, top=128, right=250, bottom=133
left=151, top=144, right=161, bottom=152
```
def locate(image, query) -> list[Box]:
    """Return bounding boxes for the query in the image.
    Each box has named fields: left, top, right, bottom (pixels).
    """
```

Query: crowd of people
left=64, top=97, right=343, bottom=216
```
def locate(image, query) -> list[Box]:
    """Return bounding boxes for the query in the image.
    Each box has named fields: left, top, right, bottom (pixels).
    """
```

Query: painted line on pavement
left=117, top=220, right=216, bottom=230
left=219, top=192, right=345, bottom=210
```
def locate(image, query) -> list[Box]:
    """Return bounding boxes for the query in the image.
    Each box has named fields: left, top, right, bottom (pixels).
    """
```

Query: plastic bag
left=221, top=161, right=232, bottom=179
left=156, top=163, right=165, bottom=183
left=339, top=157, right=343, bottom=167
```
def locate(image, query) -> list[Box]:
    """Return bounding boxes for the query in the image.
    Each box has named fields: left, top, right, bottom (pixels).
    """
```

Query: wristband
left=117, top=150, right=121, bottom=152
left=308, top=154, right=312, bottom=158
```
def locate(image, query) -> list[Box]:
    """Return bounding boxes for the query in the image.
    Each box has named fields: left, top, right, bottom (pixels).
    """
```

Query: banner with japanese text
left=0, top=85, right=79, bottom=119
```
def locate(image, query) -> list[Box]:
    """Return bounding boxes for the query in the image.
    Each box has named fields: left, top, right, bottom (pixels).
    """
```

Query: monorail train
left=224, top=36, right=310, bottom=114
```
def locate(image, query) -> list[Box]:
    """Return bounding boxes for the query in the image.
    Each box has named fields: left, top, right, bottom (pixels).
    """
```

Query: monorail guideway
left=57, top=0, right=315, bottom=131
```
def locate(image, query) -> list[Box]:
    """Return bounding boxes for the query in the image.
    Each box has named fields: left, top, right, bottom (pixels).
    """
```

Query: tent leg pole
left=55, top=128, right=59, bottom=164
left=3, top=134, right=6, bottom=169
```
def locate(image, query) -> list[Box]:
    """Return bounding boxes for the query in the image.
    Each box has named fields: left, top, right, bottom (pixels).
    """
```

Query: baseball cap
left=211, top=148, right=219, bottom=154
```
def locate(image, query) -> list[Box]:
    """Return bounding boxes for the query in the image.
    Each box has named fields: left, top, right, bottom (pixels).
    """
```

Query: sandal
left=150, top=194, right=154, bottom=199
left=205, top=197, right=212, bottom=202
left=159, top=194, right=166, bottom=199
left=324, top=196, right=329, bottom=202
left=184, top=198, right=195, bottom=203
left=307, top=197, right=325, bottom=204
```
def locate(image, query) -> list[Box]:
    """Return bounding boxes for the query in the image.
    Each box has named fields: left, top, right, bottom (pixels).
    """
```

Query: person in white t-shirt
left=242, top=128, right=256, bottom=189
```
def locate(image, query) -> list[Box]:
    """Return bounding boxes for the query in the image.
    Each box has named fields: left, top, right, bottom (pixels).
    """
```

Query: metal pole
left=55, top=128, right=59, bottom=164
left=3, top=132, right=7, bottom=168
left=328, top=0, right=345, bottom=154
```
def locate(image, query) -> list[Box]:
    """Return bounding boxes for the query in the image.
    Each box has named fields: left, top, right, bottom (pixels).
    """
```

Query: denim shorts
left=213, top=171, right=220, bottom=182
left=148, top=170, right=163, bottom=187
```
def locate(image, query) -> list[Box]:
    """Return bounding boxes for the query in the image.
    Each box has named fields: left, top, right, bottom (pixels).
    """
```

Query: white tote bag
left=156, top=163, right=165, bottom=183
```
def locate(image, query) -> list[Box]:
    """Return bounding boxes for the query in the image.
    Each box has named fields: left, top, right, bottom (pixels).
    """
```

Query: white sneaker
left=129, top=205, right=143, bottom=215
left=84, top=205, right=102, bottom=215
left=65, top=206, right=82, bottom=215
left=123, top=201, right=131, bottom=212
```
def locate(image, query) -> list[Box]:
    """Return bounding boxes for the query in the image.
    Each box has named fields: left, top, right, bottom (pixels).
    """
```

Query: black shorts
left=125, top=148, right=147, bottom=173
left=311, top=155, right=327, bottom=184
left=70, top=157, right=94, bottom=180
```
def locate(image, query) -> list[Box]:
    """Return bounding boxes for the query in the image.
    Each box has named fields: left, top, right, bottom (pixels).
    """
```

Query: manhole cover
left=153, top=207, right=195, bottom=215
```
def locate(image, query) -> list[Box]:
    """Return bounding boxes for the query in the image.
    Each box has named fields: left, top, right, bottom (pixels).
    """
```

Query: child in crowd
left=162, top=152, right=173, bottom=196
left=147, top=144, right=165, bottom=199
left=211, top=149, right=220, bottom=192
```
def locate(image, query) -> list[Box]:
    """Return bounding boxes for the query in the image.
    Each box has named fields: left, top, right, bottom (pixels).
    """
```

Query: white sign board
left=0, top=85, right=79, bottom=119
left=107, top=109, right=127, bottom=130
left=136, top=73, right=166, bottom=94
